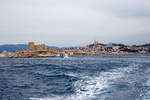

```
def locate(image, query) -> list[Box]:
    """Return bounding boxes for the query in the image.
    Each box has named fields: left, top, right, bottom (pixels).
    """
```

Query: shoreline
left=3, top=53, right=150, bottom=58
left=0, top=41, right=150, bottom=58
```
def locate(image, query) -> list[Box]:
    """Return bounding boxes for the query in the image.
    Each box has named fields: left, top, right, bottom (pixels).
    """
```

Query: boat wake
left=30, top=64, right=135, bottom=100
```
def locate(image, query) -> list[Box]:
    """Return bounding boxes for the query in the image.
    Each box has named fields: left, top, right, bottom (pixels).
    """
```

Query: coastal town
left=0, top=41, right=150, bottom=58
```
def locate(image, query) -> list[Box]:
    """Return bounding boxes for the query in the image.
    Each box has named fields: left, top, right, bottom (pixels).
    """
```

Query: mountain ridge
left=0, top=44, right=76, bottom=53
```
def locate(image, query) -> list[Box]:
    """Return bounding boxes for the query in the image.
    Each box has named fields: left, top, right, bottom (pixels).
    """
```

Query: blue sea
left=0, top=55, right=150, bottom=100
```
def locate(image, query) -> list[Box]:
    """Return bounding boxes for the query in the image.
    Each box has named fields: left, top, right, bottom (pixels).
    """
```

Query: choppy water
left=0, top=55, right=150, bottom=100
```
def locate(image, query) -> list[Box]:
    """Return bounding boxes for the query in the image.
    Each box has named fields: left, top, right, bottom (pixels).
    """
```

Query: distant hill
left=0, top=44, right=28, bottom=53
left=0, top=44, right=62, bottom=53
left=61, top=46, right=77, bottom=49
left=89, top=43, right=106, bottom=47
left=138, top=43, right=150, bottom=47
left=47, top=46, right=60, bottom=50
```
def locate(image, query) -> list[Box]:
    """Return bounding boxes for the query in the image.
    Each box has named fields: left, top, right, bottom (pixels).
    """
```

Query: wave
left=140, top=67, right=150, bottom=100
left=30, top=64, right=135, bottom=100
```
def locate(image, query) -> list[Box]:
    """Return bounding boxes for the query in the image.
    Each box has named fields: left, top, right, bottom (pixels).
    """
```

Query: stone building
left=28, top=42, right=48, bottom=51
left=28, top=42, right=35, bottom=51
left=10, top=42, right=58, bottom=58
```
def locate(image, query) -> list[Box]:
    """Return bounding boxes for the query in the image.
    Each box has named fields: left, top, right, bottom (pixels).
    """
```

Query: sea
left=0, top=55, right=150, bottom=100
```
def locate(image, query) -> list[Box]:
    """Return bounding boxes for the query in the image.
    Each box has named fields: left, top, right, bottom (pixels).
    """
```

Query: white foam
left=30, top=66, right=134, bottom=100
left=141, top=72, right=150, bottom=100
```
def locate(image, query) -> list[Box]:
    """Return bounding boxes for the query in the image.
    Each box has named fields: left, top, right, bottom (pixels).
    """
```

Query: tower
left=94, top=40, right=98, bottom=47
left=28, top=42, right=35, bottom=51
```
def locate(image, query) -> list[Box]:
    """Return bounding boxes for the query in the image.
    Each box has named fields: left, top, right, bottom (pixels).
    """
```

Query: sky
left=0, top=0, right=150, bottom=46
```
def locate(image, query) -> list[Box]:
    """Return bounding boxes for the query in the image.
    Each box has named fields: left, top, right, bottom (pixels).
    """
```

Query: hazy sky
left=0, top=0, right=150, bottom=46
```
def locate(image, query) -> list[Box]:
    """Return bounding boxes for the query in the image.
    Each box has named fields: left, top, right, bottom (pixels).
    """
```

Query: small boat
left=64, top=53, right=69, bottom=58
left=56, top=53, right=69, bottom=58
left=56, top=54, right=63, bottom=58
